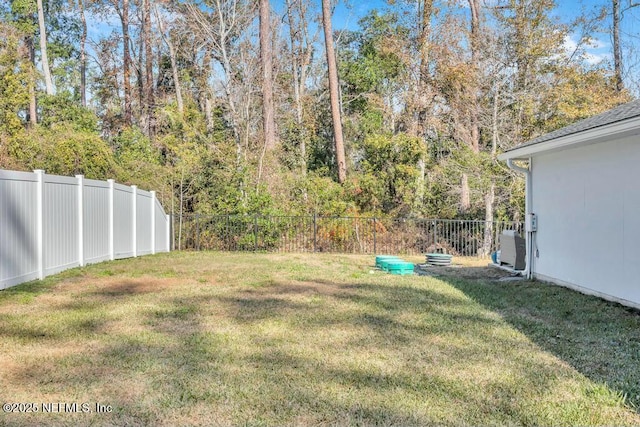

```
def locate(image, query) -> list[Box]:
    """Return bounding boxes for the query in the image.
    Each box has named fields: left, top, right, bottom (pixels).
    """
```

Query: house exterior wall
left=531, top=135, right=640, bottom=307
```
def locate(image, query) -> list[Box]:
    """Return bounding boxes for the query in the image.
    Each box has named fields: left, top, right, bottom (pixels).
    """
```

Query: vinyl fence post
left=108, top=179, right=115, bottom=260
left=166, top=214, right=171, bottom=252
left=34, top=170, right=44, bottom=280
left=76, top=175, right=85, bottom=267
left=151, top=190, right=156, bottom=255
left=132, top=185, right=137, bottom=257
left=313, top=213, right=317, bottom=253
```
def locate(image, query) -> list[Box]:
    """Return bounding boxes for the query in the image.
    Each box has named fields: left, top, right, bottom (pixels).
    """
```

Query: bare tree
left=285, top=0, right=316, bottom=175
left=459, top=0, right=482, bottom=214
left=184, top=0, right=256, bottom=162
left=155, top=4, right=183, bottom=116
left=613, top=0, right=624, bottom=92
left=321, top=0, right=346, bottom=183
left=259, top=0, right=276, bottom=151
left=143, top=0, right=155, bottom=136
left=36, top=0, right=53, bottom=94
left=25, top=35, right=38, bottom=125
left=79, top=0, right=87, bottom=107
left=468, top=0, right=480, bottom=153
left=415, top=0, right=434, bottom=138
left=108, top=0, right=133, bottom=124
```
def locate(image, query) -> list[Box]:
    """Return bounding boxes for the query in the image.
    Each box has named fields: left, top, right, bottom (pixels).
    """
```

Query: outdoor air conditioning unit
left=500, top=230, right=526, bottom=270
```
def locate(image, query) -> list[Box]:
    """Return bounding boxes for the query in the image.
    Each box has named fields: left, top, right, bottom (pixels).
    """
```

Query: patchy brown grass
left=0, top=252, right=638, bottom=426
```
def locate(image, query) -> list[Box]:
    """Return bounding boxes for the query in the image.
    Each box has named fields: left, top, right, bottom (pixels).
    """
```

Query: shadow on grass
left=3, top=262, right=640, bottom=425
left=440, top=267, right=640, bottom=411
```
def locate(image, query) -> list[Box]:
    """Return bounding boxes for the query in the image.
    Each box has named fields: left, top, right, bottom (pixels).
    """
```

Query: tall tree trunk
left=481, top=183, right=495, bottom=257
left=259, top=0, right=276, bottom=151
left=414, top=156, right=426, bottom=211
left=155, top=6, right=183, bottom=116
left=458, top=0, right=481, bottom=215
left=122, top=0, right=132, bottom=125
left=413, top=0, right=434, bottom=138
left=26, top=36, right=37, bottom=125
left=205, top=98, right=213, bottom=131
left=322, top=0, right=346, bottom=183
left=144, top=0, right=155, bottom=137
left=79, top=0, right=87, bottom=107
left=491, top=81, right=500, bottom=156
left=285, top=0, right=312, bottom=176
left=137, top=26, right=144, bottom=119
left=467, top=0, right=480, bottom=154
left=460, top=173, right=470, bottom=213
left=36, top=0, right=53, bottom=95
left=612, top=0, right=624, bottom=92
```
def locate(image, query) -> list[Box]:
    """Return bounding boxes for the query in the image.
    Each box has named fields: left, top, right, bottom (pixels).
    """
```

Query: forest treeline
left=0, top=0, right=635, bottom=221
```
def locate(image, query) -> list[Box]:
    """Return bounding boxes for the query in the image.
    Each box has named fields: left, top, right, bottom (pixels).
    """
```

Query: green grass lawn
left=1, top=252, right=639, bottom=426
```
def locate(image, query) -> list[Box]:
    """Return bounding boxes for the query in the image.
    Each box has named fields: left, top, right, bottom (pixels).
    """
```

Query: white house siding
left=531, top=135, right=640, bottom=306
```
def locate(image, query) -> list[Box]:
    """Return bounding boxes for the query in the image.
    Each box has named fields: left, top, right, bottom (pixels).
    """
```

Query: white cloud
left=563, top=34, right=611, bottom=66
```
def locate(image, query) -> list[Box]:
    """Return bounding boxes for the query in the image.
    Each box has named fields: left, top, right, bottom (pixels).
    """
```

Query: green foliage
left=539, top=66, right=632, bottom=133
left=0, top=0, right=633, bottom=227
left=38, top=92, right=99, bottom=132
left=356, top=133, right=424, bottom=215
left=112, top=127, right=167, bottom=190
left=0, top=23, right=29, bottom=135
left=9, top=0, right=36, bottom=33
left=338, top=10, right=408, bottom=140
left=300, top=172, right=355, bottom=216
left=7, top=126, right=115, bottom=178
left=339, top=11, right=406, bottom=99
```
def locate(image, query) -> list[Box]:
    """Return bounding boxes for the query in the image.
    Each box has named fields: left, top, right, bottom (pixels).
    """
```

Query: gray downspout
left=506, top=158, right=533, bottom=279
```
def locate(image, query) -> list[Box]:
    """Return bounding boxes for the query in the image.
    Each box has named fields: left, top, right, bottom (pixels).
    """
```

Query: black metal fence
left=174, top=215, right=524, bottom=258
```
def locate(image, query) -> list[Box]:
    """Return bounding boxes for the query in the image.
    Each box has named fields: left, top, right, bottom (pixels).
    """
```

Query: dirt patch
left=416, top=264, right=518, bottom=281
left=88, top=277, right=187, bottom=297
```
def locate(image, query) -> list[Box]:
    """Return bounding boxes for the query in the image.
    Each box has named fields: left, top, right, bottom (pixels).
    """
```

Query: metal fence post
left=196, top=213, right=200, bottom=251
left=433, top=219, right=437, bottom=250
left=313, top=213, right=317, bottom=253
left=254, top=214, right=258, bottom=251
left=373, top=217, right=377, bottom=254
left=226, top=214, right=231, bottom=250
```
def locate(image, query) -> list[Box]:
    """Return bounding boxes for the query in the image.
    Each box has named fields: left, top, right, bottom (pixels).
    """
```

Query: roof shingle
left=508, top=99, right=640, bottom=151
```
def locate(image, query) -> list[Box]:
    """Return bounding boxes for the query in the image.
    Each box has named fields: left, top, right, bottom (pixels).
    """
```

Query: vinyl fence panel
left=0, top=169, right=170, bottom=289
left=154, top=197, right=169, bottom=253
left=0, top=170, right=39, bottom=289
left=112, top=183, right=134, bottom=259
left=83, top=179, right=110, bottom=264
left=43, top=174, right=79, bottom=276
left=136, top=189, right=153, bottom=256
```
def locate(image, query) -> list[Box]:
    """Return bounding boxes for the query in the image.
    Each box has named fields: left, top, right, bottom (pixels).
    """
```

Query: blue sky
left=85, top=0, right=638, bottom=90
left=326, top=0, right=633, bottom=69
left=88, top=0, right=619, bottom=62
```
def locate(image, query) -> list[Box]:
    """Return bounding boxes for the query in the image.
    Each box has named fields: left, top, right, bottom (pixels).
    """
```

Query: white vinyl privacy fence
left=1, top=169, right=170, bottom=289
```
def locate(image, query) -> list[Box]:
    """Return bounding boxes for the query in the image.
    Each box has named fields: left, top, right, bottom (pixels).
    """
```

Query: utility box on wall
left=526, top=213, right=538, bottom=232
left=500, top=230, right=526, bottom=270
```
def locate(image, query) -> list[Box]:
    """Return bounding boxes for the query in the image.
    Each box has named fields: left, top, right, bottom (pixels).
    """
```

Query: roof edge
left=498, top=116, right=640, bottom=161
